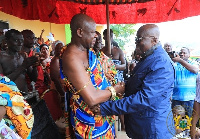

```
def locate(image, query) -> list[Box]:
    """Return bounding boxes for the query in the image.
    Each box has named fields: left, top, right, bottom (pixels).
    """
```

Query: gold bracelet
left=108, top=86, right=116, bottom=101
left=75, top=80, right=90, bottom=94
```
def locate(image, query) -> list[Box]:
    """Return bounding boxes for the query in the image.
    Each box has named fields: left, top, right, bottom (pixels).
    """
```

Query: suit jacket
left=100, top=44, right=176, bottom=139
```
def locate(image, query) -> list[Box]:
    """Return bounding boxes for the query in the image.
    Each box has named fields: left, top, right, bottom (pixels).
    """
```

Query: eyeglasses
left=135, top=36, right=157, bottom=44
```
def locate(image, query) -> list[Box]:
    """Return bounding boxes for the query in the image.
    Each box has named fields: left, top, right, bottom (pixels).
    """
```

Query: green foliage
left=110, top=24, right=136, bottom=50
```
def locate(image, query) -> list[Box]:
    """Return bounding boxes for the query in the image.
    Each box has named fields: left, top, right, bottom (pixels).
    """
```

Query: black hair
left=21, top=29, right=34, bottom=35
left=113, top=41, right=119, bottom=48
left=95, top=31, right=101, bottom=41
left=5, top=29, right=22, bottom=40
left=40, top=44, right=49, bottom=50
left=103, top=29, right=113, bottom=36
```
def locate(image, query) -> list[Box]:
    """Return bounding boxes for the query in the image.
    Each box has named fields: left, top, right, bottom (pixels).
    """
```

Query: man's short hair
left=113, top=41, right=119, bottom=48
left=5, top=29, right=22, bottom=40
left=164, top=42, right=172, bottom=47
left=70, top=14, right=94, bottom=36
left=181, top=47, right=190, bottom=54
left=21, top=29, right=34, bottom=35
left=103, top=29, right=113, bottom=36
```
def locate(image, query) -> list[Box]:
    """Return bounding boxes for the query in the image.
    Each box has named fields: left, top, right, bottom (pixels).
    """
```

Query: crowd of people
left=0, top=13, right=200, bottom=139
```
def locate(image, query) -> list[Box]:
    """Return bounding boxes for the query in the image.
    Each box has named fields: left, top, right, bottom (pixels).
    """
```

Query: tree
left=110, top=24, right=136, bottom=50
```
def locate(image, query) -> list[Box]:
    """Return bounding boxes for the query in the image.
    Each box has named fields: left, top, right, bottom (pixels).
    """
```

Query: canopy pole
left=106, top=0, right=111, bottom=55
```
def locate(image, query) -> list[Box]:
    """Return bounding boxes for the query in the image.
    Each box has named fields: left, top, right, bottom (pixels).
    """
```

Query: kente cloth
left=59, top=46, right=73, bottom=139
left=112, top=59, right=124, bottom=82
left=97, top=52, right=117, bottom=85
left=0, top=75, right=34, bottom=139
left=60, top=48, right=115, bottom=139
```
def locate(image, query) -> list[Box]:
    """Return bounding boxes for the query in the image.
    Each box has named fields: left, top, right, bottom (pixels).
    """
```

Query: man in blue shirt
left=172, top=47, right=199, bottom=117
left=92, top=24, right=175, bottom=139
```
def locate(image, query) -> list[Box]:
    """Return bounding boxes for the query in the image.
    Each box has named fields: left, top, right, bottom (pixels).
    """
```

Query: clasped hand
left=90, top=82, right=125, bottom=115
left=90, top=104, right=101, bottom=115
left=23, top=56, right=39, bottom=68
left=114, top=82, right=125, bottom=99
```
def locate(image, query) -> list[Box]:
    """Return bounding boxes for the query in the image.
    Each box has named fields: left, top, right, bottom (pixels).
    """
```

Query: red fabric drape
left=0, top=0, right=200, bottom=24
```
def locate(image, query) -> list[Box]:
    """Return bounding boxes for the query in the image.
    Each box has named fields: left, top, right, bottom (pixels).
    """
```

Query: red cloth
left=42, top=90, right=63, bottom=121
left=26, top=50, right=45, bottom=93
left=27, top=50, right=62, bottom=121
left=0, top=0, right=200, bottom=24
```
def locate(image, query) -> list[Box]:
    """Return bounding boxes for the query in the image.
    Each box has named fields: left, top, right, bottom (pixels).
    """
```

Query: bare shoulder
left=62, top=45, right=89, bottom=81
left=114, top=46, right=123, bottom=53
left=62, top=45, right=82, bottom=63
left=62, top=45, right=88, bottom=72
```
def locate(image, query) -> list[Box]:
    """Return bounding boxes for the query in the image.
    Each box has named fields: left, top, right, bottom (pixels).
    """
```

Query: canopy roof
left=0, top=0, right=200, bottom=24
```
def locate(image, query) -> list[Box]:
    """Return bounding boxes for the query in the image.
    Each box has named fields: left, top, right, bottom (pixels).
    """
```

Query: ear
left=152, top=37, right=158, bottom=45
left=77, top=28, right=83, bottom=37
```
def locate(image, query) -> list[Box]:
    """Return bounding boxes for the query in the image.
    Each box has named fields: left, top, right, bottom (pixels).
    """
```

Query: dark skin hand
left=90, top=81, right=125, bottom=115
left=0, top=52, right=38, bottom=92
left=62, top=14, right=125, bottom=107
left=114, top=82, right=125, bottom=99
left=62, top=44, right=125, bottom=107
left=90, top=104, right=101, bottom=115
left=22, top=55, right=39, bottom=83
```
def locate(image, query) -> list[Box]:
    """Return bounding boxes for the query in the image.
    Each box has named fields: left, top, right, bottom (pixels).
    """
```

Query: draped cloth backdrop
left=0, top=0, right=200, bottom=24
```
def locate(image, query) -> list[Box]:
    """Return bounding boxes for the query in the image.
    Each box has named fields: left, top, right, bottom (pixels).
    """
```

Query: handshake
left=90, top=81, right=125, bottom=115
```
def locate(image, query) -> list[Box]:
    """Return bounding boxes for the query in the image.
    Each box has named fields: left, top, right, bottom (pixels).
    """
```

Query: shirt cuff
left=100, top=103, right=108, bottom=116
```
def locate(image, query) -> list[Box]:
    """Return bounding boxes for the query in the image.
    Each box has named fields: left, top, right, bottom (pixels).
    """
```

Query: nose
left=18, top=39, right=24, bottom=46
